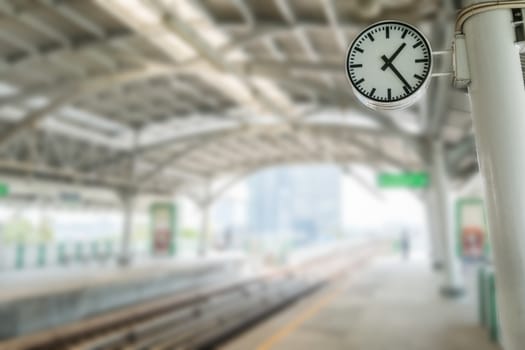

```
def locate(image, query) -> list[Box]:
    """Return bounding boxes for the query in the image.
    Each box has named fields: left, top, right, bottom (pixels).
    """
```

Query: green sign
left=0, top=183, right=9, bottom=197
left=377, top=172, right=429, bottom=188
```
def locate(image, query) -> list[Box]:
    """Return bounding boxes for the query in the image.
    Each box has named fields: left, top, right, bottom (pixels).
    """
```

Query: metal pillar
left=198, top=179, right=212, bottom=256
left=432, top=140, right=464, bottom=297
left=421, top=139, right=446, bottom=271
left=0, top=221, right=4, bottom=271
left=198, top=201, right=211, bottom=256
left=118, top=129, right=139, bottom=265
left=462, top=4, right=525, bottom=348
left=425, top=188, right=445, bottom=270
left=118, top=191, right=135, bottom=265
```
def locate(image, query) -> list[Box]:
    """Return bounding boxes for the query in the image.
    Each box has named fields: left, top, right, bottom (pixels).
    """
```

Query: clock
left=346, top=21, right=433, bottom=110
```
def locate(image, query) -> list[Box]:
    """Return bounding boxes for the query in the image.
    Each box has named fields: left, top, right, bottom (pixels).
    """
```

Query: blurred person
left=400, top=229, right=411, bottom=260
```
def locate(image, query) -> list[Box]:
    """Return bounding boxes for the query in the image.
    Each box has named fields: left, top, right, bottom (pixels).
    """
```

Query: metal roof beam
left=43, top=0, right=105, bottom=38
left=0, top=64, right=193, bottom=149
left=321, top=0, right=348, bottom=52
left=136, top=123, right=414, bottom=186
left=96, top=0, right=291, bottom=117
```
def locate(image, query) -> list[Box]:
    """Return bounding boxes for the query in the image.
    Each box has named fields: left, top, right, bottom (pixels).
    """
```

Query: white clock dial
left=346, top=21, right=433, bottom=110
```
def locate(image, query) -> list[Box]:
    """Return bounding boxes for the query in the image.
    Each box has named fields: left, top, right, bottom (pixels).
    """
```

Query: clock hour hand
left=381, top=56, right=411, bottom=89
left=381, top=43, right=407, bottom=71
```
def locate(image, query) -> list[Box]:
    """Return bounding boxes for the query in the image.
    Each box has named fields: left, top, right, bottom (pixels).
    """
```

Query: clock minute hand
left=381, top=56, right=411, bottom=89
left=381, top=43, right=407, bottom=71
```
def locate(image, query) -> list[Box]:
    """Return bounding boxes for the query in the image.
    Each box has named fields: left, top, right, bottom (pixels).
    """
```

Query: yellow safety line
left=255, top=285, right=345, bottom=350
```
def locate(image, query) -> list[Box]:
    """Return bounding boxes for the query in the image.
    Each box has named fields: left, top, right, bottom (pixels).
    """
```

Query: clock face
left=346, top=21, right=432, bottom=110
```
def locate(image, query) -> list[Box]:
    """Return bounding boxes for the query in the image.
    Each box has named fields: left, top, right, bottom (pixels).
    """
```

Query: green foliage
left=3, top=215, right=55, bottom=243
left=36, top=218, right=54, bottom=242
left=4, top=216, right=34, bottom=243
left=179, top=227, right=198, bottom=239
left=132, top=222, right=149, bottom=241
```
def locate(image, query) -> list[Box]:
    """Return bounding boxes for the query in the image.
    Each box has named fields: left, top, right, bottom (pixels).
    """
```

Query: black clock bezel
left=345, top=20, right=433, bottom=105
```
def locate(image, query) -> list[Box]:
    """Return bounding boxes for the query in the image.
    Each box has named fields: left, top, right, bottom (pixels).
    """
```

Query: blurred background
left=0, top=1, right=501, bottom=350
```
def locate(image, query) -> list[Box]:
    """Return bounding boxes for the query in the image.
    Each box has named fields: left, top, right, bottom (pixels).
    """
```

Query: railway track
left=0, top=242, right=378, bottom=350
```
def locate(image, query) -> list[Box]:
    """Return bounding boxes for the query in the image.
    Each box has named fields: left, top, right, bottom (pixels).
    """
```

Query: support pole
left=462, top=4, right=525, bottom=348
left=432, top=140, right=464, bottom=297
left=198, top=179, right=212, bottom=256
left=425, top=188, right=444, bottom=270
left=118, top=191, right=135, bottom=265
left=118, top=129, right=139, bottom=265
left=421, top=139, right=446, bottom=271
left=198, top=201, right=211, bottom=256
left=0, top=221, right=4, bottom=271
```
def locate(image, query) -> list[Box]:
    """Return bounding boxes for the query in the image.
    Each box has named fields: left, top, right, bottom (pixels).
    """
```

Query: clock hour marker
left=412, top=41, right=423, bottom=49
left=403, top=86, right=411, bottom=94
left=355, top=47, right=364, bottom=53
left=367, top=33, right=375, bottom=42
left=370, top=88, right=376, bottom=97
left=414, top=74, right=424, bottom=80
left=350, top=64, right=363, bottom=68
left=415, top=58, right=429, bottom=63
left=387, top=88, right=392, bottom=100
left=386, top=27, right=390, bottom=39
left=401, top=29, right=408, bottom=39
left=356, top=78, right=365, bottom=85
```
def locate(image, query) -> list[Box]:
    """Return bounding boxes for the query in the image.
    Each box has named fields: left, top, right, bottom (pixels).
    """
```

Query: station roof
left=0, top=0, right=476, bottom=198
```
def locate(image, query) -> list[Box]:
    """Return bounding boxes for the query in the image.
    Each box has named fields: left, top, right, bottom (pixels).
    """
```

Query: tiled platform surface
left=0, top=253, right=243, bottom=303
left=222, top=256, right=501, bottom=350
left=0, top=254, right=244, bottom=339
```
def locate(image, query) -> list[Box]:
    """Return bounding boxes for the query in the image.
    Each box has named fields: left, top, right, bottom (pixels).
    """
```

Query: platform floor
left=0, top=253, right=243, bottom=303
left=222, top=256, right=501, bottom=350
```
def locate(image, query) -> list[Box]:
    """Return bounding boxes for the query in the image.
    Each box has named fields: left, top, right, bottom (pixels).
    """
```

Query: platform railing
left=0, top=241, right=143, bottom=271
left=478, top=264, right=500, bottom=344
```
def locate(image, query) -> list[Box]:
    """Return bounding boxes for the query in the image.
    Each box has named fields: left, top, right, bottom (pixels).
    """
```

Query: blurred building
left=248, top=165, right=341, bottom=239
left=211, top=183, right=249, bottom=236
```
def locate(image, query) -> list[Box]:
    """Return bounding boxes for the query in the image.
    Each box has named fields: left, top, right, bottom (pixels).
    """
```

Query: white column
left=462, top=4, right=525, bottom=348
left=198, top=201, right=211, bottom=256
left=432, top=140, right=464, bottom=297
left=119, top=191, right=135, bottom=265
left=119, top=129, right=139, bottom=265
left=198, top=179, right=212, bottom=256
left=0, top=222, right=4, bottom=271
left=425, top=188, right=444, bottom=270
